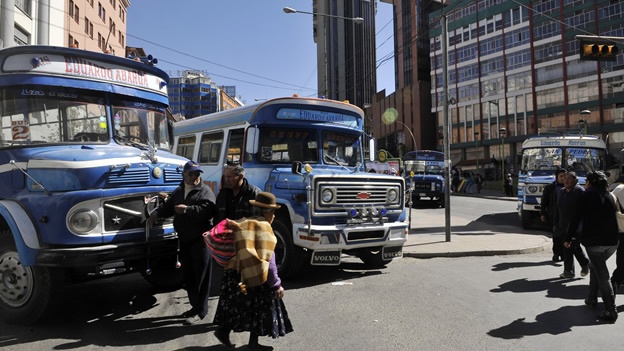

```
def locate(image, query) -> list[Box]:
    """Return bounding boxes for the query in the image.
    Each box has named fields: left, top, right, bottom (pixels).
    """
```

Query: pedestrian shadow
left=490, top=276, right=587, bottom=300
left=487, top=305, right=602, bottom=339
left=492, top=260, right=561, bottom=271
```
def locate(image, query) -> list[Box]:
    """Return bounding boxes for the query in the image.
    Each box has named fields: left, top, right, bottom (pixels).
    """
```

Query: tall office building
left=429, top=0, right=624, bottom=176
left=313, top=0, right=377, bottom=108
left=168, top=70, right=242, bottom=120
left=367, top=0, right=440, bottom=158
left=0, top=0, right=128, bottom=57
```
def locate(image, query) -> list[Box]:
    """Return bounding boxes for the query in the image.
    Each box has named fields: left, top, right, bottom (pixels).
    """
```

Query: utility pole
left=442, top=15, right=451, bottom=242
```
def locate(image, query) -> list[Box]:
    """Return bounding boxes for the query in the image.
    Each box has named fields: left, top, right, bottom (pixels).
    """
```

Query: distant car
left=609, top=175, right=624, bottom=191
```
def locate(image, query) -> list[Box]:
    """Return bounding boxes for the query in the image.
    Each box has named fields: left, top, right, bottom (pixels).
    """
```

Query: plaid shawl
left=225, top=217, right=277, bottom=288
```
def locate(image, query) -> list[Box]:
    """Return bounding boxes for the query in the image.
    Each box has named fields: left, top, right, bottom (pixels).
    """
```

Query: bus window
left=227, top=128, right=244, bottom=164
left=199, top=131, right=223, bottom=164
left=177, top=136, right=196, bottom=160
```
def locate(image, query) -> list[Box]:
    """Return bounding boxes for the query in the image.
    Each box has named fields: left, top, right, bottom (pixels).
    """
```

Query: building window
left=88, top=0, right=94, bottom=7
left=98, top=2, right=106, bottom=22
left=109, top=19, right=116, bottom=36
left=119, top=7, right=126, bottom=23
left=110, top=0, right=116, bottom=7
left=85, top=18, right=94, bottom=38
left=16, top=0, right=31, bottom=15
left=68, top=34, right=78, bottom=48
left=15, top=25, right=30, bottom=45
left=119, top=33, right=125, bottom=47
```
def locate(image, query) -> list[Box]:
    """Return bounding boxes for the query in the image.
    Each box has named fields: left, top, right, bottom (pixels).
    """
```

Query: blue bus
left=173, top=96, right=407, bottom=277
left=0, top=46, right=189, bottom=324
left=403, top=150, right=446, bottom=208
left=517, top=134, right=608, bottom=229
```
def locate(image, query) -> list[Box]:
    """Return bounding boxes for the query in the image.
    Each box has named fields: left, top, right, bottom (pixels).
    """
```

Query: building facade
left=313, top=0, right=378, bottom=108
left=1, top=0, right=128, bottom=57
left=428, top=0, right=624, bottom=177
left=168, top=70, right=242, bottom=120
left=366, top=0, right=440, bottom=161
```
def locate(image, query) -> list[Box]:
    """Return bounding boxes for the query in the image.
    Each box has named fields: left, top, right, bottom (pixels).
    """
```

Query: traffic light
left=579, top=37, right=620, bottom=61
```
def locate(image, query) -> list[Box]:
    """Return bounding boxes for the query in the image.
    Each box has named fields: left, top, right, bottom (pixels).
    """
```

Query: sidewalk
left=401, top=189, right=552, bottom=259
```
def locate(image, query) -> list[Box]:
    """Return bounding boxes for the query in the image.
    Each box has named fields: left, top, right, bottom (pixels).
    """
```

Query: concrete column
left=38, top=0, right=50, bottom=44
left=1, top=0, right=16, bottom=48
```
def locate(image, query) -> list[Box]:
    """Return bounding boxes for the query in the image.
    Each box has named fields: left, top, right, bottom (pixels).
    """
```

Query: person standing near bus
left=147, top=160, right=217, bottom=325
left=215, top=163, right=262, bottom=223
left=540, top=169, right=567, bottom=262
left=565, top=171, right=619, bottom=323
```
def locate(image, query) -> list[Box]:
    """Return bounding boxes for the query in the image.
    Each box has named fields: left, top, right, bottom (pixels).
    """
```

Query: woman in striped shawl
left=213, top=192, right=293, bottom=350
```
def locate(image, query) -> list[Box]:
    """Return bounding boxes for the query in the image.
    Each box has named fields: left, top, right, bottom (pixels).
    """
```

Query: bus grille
left=103, top=195, right=172, bottom=232
left=314, top=177, right=403, bottom=210
left=164, top=168, right=183, bottom=183
left=108, top=168, right=150, bottom=185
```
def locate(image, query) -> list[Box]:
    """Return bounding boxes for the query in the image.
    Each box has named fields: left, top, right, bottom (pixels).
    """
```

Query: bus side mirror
left=292, top=161, right=302, bottom=175
left=245, top=126, right=259, bottom=154
left=369, top=138, right=376, bottom=162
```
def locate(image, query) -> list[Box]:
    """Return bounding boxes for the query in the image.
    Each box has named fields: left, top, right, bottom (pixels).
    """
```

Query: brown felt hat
left=249, top=192, right=281, bottom=209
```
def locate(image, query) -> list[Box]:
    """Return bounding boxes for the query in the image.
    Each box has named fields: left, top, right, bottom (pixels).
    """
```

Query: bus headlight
left=388, top=189, right=398, bottom=203
left=69, top=210, right=98, bottom=233
left=527, top=186, right=538, bottom=194
left=321, top=188, right=334, bottom=203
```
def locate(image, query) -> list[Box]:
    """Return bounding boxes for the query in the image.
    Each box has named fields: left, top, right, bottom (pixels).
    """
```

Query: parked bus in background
left=403, top=150, right=446, bottom=208
left=0, top=46, right=189, bottom=325
left=517, top=133, right=607, bottom=229
left=173, top=96, right=407, bottom=277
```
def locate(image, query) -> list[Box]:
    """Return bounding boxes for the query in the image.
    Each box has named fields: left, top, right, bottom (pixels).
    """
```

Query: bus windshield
left=0, top=87, right=170, bottom=149
left=521, top=147, right=607, bottom=177
left=322, top=130, right=361, bottom=167
left=258, top=128, right=319, bottom=163
left=404, top=161, right=444, bottom=175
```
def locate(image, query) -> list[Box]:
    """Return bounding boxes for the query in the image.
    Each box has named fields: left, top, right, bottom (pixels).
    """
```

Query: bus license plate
left=419, top=193, right=427, bottom=196
left=382, top=246, right=403, bottom=260
left=311, top=250, right=341, bottom=265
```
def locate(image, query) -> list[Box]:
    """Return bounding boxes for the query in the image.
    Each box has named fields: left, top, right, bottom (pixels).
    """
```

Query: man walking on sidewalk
left=541, top=169, right=566, bottom=262
left=554, top=171, right=589, bottom=278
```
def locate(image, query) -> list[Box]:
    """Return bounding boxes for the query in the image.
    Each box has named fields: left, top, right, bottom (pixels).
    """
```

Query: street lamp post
left=283, top=7, right=364, bottom=99
left=474, top=131, right=479, bottom=173
left=394, top=120, right=417, bottom=152
left=500, top=127, right=507, bottom=194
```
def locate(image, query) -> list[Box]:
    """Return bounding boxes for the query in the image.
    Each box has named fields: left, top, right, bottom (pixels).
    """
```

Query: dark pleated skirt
left=213, top=269, right=293, bottom=338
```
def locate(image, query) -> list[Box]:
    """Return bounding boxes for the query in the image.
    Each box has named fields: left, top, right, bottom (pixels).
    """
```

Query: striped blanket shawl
left=225, top=217, right=277, bottom=288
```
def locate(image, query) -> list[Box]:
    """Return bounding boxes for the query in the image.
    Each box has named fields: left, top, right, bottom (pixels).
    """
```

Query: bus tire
left=0, top=230, right=64, bottom=325
left=521, top=210, right=533, bottom=230
left=272, top=219, right=304, bottom=279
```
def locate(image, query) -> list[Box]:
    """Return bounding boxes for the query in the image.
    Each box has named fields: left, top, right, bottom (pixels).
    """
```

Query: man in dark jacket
left=215, top=163, right=262, bottom=223
left=148, top=160, right=216, bottom=325
left=554, top=171, right=589, bottom=278
left=540, top=169, right=566, bottom=262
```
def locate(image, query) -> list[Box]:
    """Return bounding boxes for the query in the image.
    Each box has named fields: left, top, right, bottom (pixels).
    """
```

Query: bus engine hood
left=21, top=146, right=186, bottom=192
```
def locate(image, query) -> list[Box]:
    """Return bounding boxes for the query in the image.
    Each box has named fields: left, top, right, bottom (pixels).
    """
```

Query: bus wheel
left=272, top=219, right=304, bottom=278
left=0, top=230, right=64, bottom=325
left=521, top=210, right=533, bottom=230
left=358, top=249, right=392, bottom=268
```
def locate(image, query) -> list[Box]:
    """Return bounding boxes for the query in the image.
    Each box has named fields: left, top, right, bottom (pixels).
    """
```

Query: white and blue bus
left=0, top=46, right=189, bottom=324
left=518, top=134, right=608, bottom=229
left=402, top=150, right=446, bottom=208
left=173, top=96, right=408, bottom=277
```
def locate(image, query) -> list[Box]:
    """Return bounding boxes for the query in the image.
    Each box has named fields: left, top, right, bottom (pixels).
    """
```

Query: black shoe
left=552, top=255, right=562, bottom=262
left=585, top=298, right=598, bottom=308
left=581, top=266, right=590, bottom=277
left=247, top=344, right=274, bottom=351
left=598, top=309, right=618, bottom=323
left=181, top=308, right=198, bottom=318
left=560, top=271, right=575, bottom=278
left=214, top=328, right=234, bottom=348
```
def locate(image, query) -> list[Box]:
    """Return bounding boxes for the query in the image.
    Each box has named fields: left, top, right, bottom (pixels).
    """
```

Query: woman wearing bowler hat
left=213, top=192, right=293, bottom=350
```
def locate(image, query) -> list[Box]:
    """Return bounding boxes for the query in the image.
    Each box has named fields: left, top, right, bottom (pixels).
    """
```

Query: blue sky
left=126, top=1, right=395, bottom=104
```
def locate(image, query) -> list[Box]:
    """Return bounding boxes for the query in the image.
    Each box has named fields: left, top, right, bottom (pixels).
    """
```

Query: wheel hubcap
left=0, top=251, right=34, bottom=308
